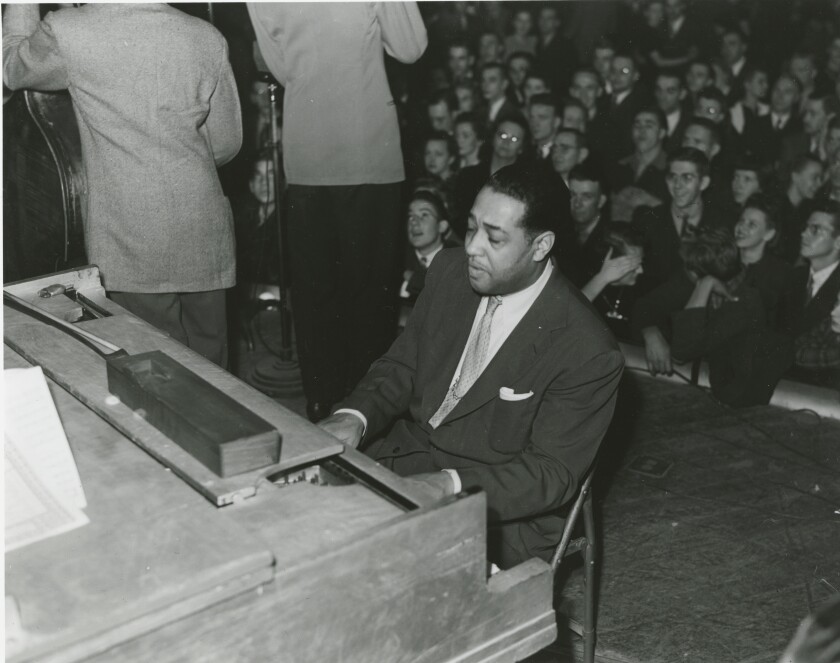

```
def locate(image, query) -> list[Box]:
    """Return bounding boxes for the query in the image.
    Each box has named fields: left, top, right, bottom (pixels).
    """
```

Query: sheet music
left=4, top=366, right=89, bottom=552
left=5, top=439, right=89, bottom=553
left=4, top=366, right=86, bottom=509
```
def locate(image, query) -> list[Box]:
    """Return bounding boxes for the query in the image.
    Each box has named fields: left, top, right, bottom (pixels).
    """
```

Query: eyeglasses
left=613, top=67, right=632, bottom=75
left=496, top=131, right=521, bottom=143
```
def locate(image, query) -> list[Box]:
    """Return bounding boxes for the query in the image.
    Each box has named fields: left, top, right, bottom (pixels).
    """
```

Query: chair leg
left=582, top=497, right=597, bottom=663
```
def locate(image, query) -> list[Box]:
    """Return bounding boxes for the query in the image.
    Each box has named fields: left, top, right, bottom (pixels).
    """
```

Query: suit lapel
left=441, top=272, right=570, bottom=424
left=420, top=271, right=481, bottom=421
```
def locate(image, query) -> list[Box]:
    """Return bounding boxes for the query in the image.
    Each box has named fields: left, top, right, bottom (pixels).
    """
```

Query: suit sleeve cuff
left=333, top=408, right=367, bottom=436
left=441, top=468, right=462, bottom=494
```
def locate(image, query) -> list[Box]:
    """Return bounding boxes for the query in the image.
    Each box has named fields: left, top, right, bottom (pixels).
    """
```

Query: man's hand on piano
left=318, top=412, right=365, bottom=449
left=402, top=472, right=456, bottom=503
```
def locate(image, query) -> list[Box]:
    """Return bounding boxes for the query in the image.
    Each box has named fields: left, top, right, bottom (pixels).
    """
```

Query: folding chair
left=550, top=469, right=597, bottom=663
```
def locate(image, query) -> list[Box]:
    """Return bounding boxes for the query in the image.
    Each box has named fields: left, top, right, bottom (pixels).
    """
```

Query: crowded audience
left=224, top=0, right=840, bottom=396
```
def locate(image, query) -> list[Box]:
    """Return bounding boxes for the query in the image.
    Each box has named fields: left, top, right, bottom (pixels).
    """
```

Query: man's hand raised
left=318, top=412, right=365, bottom=449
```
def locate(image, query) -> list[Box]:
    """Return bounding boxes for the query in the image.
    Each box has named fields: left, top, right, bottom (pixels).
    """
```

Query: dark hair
left=721, top=25, right=747, bottom=43
left=680, top=227, right=740, bottom=280
left=742, top=193, right=778, bottom=232
left=697, top=85, right=729, bottom=110
left=603, top=225, right=644, bottom=257
left=408, top=189, right=448, bottom=221
left=561, top=97, right=587, bottom=116
left=773, top=73, right=803, bottom=98
left=507, top=50, right=535, bottom=67
left=481, top=61, right=506, bottom=78
left=524, top=71, right=550, bottom=88
left=569, top=161, right=608, bottom=194
left=809, top=94, right=840, bottom=117
left=454, top=111, right=485, bottom=140
left=656, top=69, right=684, bottom=86
left=485, top=163, right=567, bottom=238
left=807, top=199, right=840, bottom=237
left=427, top=90, right=457, bottom=112
left=685, top=116, right=722, bottom=148
left=425, top=130, right=458, bottom=159
left=668, top=146, right=710, bottom=178
left=556, top=126, right=587, bottom=150
left=612, top=51, right=638, bottom=68
left=448, top=40, right=474, bottom=56
left=688, top=59, right=714, bottom=76
left=790, top=153, right=823, bottom=178
left=634, top=105, right=668, bottom=132
left=572, top=66, right=603, bottom=84
left=529, top=92, right=557, bottom=111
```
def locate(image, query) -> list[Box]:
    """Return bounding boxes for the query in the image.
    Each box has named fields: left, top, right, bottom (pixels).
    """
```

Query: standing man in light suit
left=3, top=4, right=242, bottom=367
left=247, top=2, right=428, bottom=422
left=320, top=164, right=624, bottom=569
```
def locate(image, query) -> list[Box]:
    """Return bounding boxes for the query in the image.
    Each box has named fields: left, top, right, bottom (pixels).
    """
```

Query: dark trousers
left=286, top=182, right=403, bottom=407
left=109, top=290, right=228, bottom=367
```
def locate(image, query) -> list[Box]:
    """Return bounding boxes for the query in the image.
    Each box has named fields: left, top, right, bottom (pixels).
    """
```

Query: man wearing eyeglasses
left=791, top=201, right=840, bottom=386
left=603, top=52, right=651, bottom=162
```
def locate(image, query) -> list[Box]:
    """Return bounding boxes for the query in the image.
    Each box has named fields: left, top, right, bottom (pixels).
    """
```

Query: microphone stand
left=249, top=74, right=303, bottom=398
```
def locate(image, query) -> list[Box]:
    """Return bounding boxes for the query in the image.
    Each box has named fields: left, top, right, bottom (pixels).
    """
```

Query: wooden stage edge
left=619, top=342, right=840, bottom=421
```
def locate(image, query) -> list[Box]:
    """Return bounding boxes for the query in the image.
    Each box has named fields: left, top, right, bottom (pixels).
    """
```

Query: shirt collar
left=416, top=243, right=444, bottom=266
left=810, top=260, right=840, bottom=294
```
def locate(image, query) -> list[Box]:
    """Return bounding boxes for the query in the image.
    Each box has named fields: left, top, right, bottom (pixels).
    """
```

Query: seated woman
left=453, top=112, right=484, bottom=170
left=633, top=227, right=793, bottom=405
left=735, top=193, right=796, bottom=331
left=581, top=226, right=645, bottom=341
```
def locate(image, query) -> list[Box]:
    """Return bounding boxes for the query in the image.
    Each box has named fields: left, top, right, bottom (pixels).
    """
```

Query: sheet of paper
left=4, top=366, right=86, bottom=508
left=5, top=438, right=89, bottom=553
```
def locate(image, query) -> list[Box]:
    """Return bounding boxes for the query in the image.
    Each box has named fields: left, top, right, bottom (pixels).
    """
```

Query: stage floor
left=233, top=310, right=840, bottom=663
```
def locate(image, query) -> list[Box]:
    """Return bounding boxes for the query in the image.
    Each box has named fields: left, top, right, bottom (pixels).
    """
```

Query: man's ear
left=501, top=77, right=509, bottom=91
left=598, top=194, right=608, bottom=210
left=700, top=175, right=711, bottom=192
left=764, top=228, right=777, bottom=244
left=438, top=220, right=451, bottom=236
left=553, top=116, right=562, bottom=131
left=578, top=147, right=590, bottom=165
left=711, top=142, right=721, bottom=158
left=532, top=231, right=555, bottom=261
left=679, top=89, right=687, bottom=101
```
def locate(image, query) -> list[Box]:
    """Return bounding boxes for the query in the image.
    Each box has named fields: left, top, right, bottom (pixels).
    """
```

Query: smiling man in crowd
left=319, top=164, right=623, bottom=569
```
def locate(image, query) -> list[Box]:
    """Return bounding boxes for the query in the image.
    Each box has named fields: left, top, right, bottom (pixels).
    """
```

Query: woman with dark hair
left=453, top=112, right=484, bottom=169
left=633, top=227, right=792, bottom=405
left=736, top=193, right=796, bottom=331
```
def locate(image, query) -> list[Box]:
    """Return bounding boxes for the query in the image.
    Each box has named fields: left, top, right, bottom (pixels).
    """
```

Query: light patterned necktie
left=429, top=296, right=502, bottom=429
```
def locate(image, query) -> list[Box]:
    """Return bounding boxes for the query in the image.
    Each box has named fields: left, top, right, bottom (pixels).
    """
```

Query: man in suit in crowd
left=527, top=93, right=561, bottom=161
left=319, top=164, right=623, bottom=569
left=3, top=3, right=242, bottom=367
left=743, top=73, right=802, bottom=165
left=790, top=201, right=840, bottom=386
left=654, top=70, right=690, bottom=152
left=534, top=4, right=578, bottom=97
left=248, top=2, right=427, bottom=421
left=603, top=52, right=651, bottom=162
left=481, top=62, right=520, bottom=126
left=779, top=94, right=839, bottom=169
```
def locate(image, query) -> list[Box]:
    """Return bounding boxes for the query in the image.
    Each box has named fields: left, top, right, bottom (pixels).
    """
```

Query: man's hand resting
left=401, top=472, right=456, bottom=503
left=318, top=412, right=365, bottom=449
left=641, top=326, right=673, bottom=376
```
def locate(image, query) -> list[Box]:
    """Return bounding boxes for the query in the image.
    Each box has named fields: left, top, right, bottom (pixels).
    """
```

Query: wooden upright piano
left=4, top=267, right=556, bottom=663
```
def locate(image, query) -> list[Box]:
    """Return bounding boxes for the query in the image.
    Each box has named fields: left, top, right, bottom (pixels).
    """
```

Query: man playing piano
left=320, top=164, right=624, bottom=569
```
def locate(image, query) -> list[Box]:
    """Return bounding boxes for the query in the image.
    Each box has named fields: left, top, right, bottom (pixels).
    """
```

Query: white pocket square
left=499, top=387, right=534, bottom=402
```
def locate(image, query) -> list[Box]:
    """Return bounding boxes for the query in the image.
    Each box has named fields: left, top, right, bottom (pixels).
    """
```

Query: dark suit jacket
left=603, top=85, right=652, bottom=162
left=535, top=32, right=578, bottom=96
left=791, top=262, right=840, bottom=338
left=344, top=250, right=624, bottom=568
left=631, top=203, right=726, bottom=292
left=742, top=112, right=803, bottom=166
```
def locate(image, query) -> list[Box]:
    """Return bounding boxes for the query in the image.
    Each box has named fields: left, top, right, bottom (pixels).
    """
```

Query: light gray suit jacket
left=3, top=3, right=242, bottom=293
